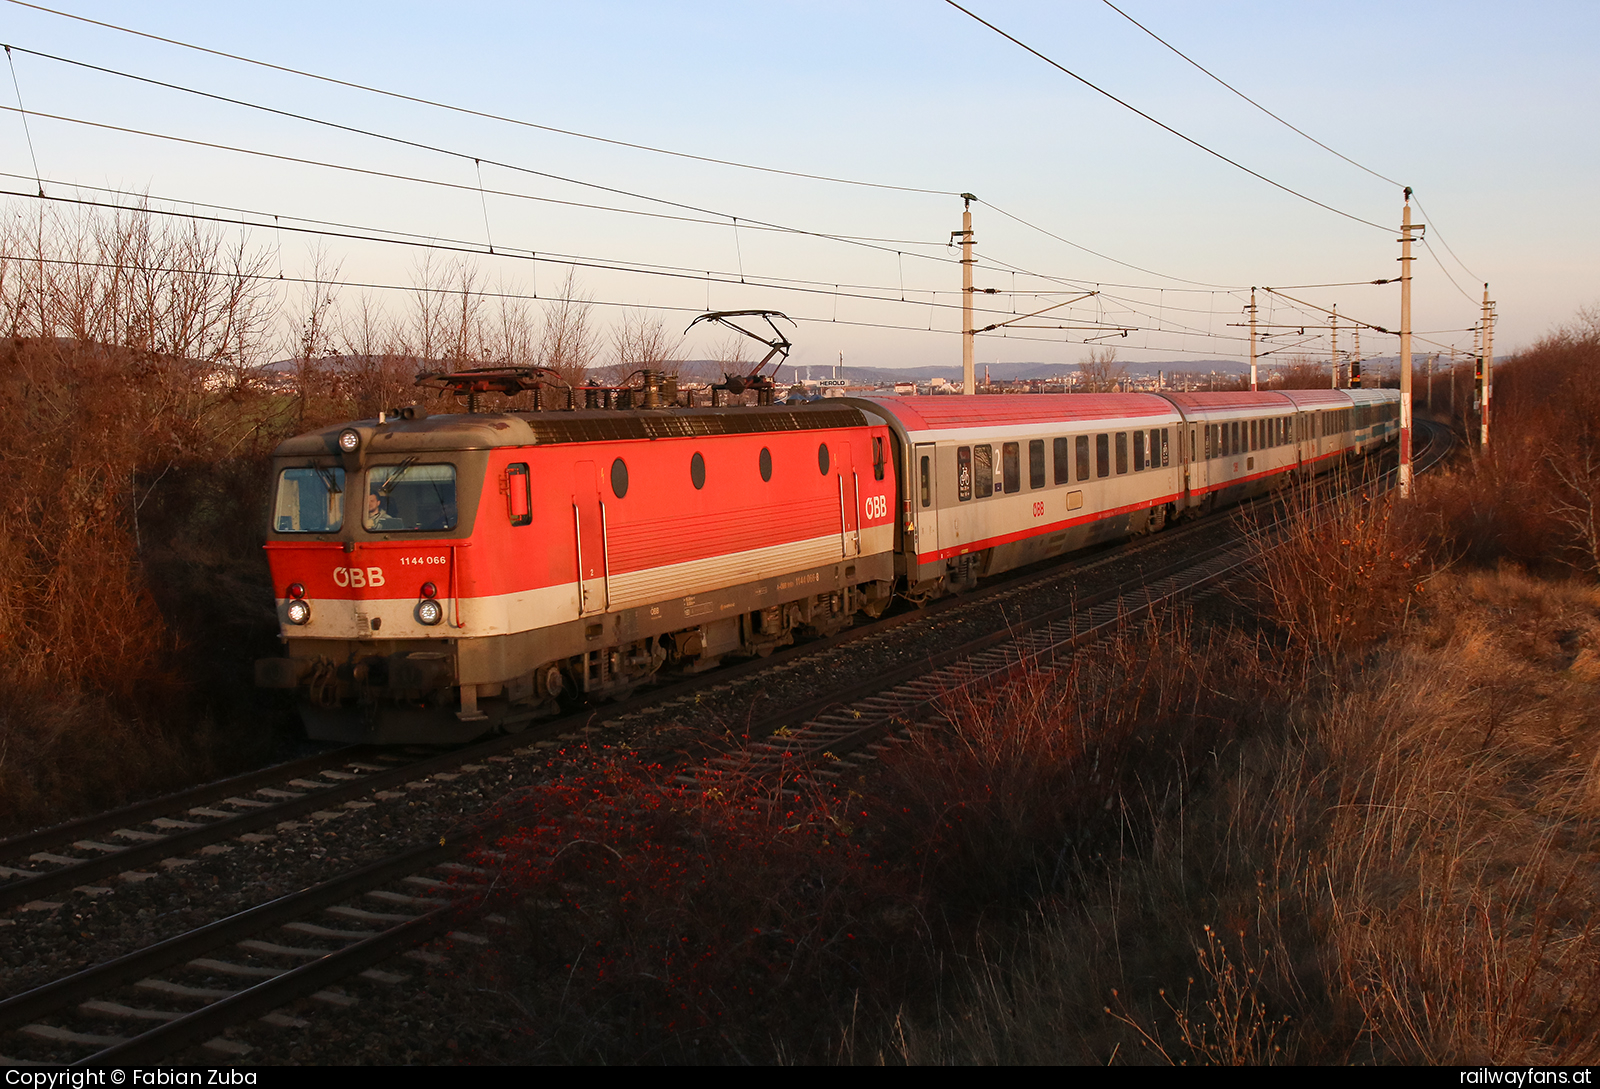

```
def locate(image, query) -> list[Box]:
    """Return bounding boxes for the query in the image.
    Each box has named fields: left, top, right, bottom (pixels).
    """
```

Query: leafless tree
left=1078, top=345, right=1126, bottom=393
left=538, top=269, right=598, bottom=384
left=1546, top=446, right=1600, bottom=577
left=604, top=308, right=681, bottom=383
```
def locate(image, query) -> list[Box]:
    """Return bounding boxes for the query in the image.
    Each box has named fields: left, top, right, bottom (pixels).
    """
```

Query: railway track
left=695, top=420, right=1453, bottom=784
left=0, top=429, right=1445, bottom=1064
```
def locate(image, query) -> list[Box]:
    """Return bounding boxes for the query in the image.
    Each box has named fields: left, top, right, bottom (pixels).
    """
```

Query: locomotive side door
left=572, top=461, right=607, bottom=615
left=912, top=442, right=940, bottom=561
left=832, top=442, right=859, bottom=557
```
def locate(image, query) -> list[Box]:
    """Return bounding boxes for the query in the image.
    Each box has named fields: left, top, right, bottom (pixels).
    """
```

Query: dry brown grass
left=890, top=497, right=1600, bottom=1065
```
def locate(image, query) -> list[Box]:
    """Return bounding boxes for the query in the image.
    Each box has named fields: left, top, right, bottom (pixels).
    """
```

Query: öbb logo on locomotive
left=255, top=369, right=1399, bottom=745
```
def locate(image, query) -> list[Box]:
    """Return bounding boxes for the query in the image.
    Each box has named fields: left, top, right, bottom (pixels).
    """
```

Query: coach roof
left=850, top=393, right=1178, bottom=434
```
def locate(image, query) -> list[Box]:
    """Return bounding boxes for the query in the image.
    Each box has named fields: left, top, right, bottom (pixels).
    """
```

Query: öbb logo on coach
left=332, top=566, right=385, bottom=588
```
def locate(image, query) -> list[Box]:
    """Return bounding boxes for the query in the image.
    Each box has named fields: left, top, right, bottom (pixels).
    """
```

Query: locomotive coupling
left=255, top=656, right=314, bottom=689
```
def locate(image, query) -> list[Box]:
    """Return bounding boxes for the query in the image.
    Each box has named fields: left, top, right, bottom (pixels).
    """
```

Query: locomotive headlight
left=416, top=598, right=444, bottom=626
left=337, top=428, right=361, bottom=453
left=285, top=598, right=312, bottom=625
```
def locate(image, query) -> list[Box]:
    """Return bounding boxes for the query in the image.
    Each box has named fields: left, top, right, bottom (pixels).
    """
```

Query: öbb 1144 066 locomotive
left=255, top=370, right=1398, bottom=743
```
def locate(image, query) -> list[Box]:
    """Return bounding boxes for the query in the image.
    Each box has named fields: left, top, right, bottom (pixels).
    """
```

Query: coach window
left=1029, top=439, right=1046, bottom=489
left=974, top=444, right=994, bottom=498
left=818, top=442, right=830, bottom=475
left=1053, top=438, right=1070, bottom=484
left=1076, top=435, right=1090, bottom=481
left=506, top=463, right=532, bottom=526
left=610, top=458, right=629, bottom=499
left=1002, top=442, right=1021, bottom=494
left=919, top=455, right=931, bottom=507
left=1133, top=431, right=1146, bottom=472
left=1115, top=433, right=1129, bottom=475
left=759, top=447, right=773, bottom=482
left=1095, top=434, right=1110, bottom=479
left=690, top=451, right=706, bottom=490
left=956, top=446, right=973, bottom=501
left=1232, top=421, right=1241, bottom=455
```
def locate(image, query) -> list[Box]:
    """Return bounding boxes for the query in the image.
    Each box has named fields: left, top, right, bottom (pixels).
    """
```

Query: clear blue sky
left=2, top=0, right=1593, bottom=371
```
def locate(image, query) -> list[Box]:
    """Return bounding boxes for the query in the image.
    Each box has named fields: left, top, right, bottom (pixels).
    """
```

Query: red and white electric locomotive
left=255, top=368, right=1397, bottom=743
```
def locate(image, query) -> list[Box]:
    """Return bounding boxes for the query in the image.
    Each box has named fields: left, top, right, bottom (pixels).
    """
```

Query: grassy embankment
left=456, top=312, right=1600, bottom=1064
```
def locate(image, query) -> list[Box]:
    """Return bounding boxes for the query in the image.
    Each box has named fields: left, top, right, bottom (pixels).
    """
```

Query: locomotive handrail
left=572, top=501, right=588, bottom=617
left=852, top=470, right=863, bottom=555
left=600, top=500, right=613, bottom=612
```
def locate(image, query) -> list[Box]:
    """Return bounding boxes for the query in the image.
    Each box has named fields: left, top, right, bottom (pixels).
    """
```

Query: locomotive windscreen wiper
left=378, top=457, right=418, bottom=496
left=315, top=466, right=341, bottom=494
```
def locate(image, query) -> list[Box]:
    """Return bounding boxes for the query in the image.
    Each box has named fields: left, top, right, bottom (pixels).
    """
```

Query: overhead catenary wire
left=0, top=103, right=959, bottom=265
left=12, top=0, right=1491, bottom=341
left=0, top=249, right=1165, bottom=353
left=1409, top=191, right=1483, bottom=285
left=0, top=186, right=1068, bottom=327
left=976, top=197, right=1240, bottom=289
left=942, top=0, right=1392, bottom=233
left=3, top=30, right=1408, bottom=324
left=0, top=170, right=956, bottom=301
left=3, top=44, right=43, bottom=196
left=1097, top=0, right=1403, bottom=191
left=7, top=0, right=1487, bottom=360
left=0, top=41, right=966, bottom=257
left=1, top=0, right=957, bottom=199
left=1, top=169, right=1266, bottom=350
left=1094, top=3, right=1488, bottom=295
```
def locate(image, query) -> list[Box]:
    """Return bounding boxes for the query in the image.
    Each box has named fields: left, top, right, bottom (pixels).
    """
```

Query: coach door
left=572, top=461, right=609, bottom=615
left=913, top=442, right=940, bottom=560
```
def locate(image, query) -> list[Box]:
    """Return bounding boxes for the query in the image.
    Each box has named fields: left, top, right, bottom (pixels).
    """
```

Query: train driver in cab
left=365, top=487, right=404, bottom=532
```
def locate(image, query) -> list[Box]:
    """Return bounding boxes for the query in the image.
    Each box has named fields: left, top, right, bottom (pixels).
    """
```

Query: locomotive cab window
left=872, top=436, right=885, bottom=481
left=365, top=463, right=457, bottom=532
left=274, top=466, right=345, bottom=533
